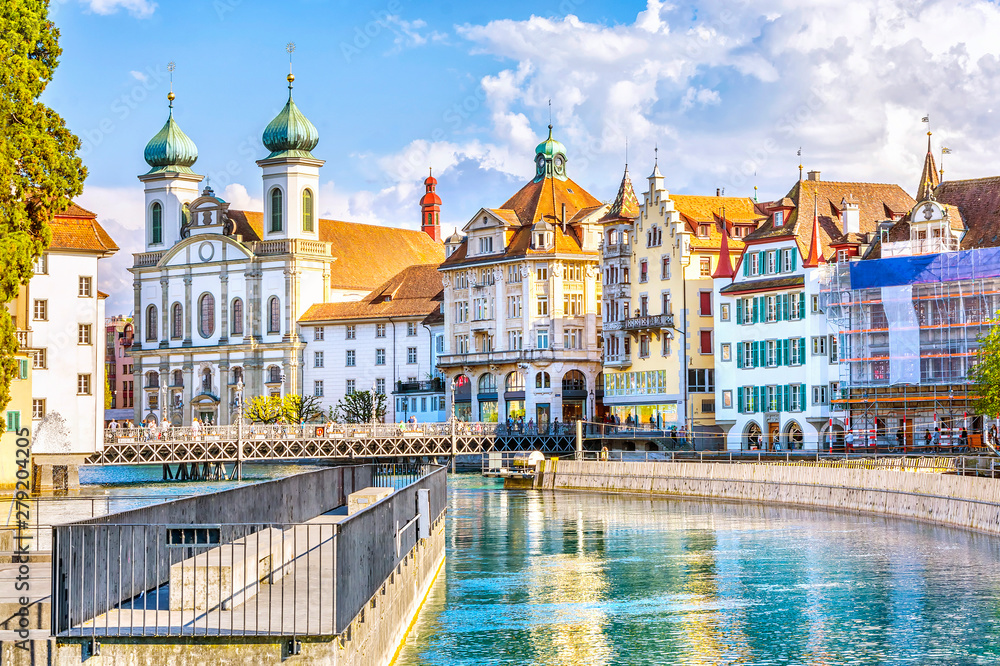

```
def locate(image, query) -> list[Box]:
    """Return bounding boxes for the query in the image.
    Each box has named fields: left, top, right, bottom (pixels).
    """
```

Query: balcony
left=603, top=354, right=632, bottom=368
left=394, top=378, right=445, bottom=394
left=603, top=313, right=673, bottom=332
left=133, top=251, right=164, bottom=268
left=603, top=244, right=631, bottom=260
left=15, top=329, right=32, bottom=350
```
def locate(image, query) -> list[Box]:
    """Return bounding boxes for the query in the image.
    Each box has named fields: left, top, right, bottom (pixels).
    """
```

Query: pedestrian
left=191, top=418, right=201, bottom=439
left=845, top=429, right=855, bottom=453
left=932, top=427, right=941, bottom=448
left=924, top=428, right=931, bottom=448
left=553, top=417, right=560, bottom=434
left=527, top=417, right=535, bottom=434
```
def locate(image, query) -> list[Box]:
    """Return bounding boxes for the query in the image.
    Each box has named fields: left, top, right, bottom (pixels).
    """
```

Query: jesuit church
left=130, top=73, right=443, bottom=426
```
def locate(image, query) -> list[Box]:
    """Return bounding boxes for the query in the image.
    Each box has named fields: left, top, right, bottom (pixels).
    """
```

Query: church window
left=268, top=297, right=281, bottom=334
left=231, top=298, right=243, bottom=336
left=199, top=293, right=215, bottom=338
left=173, top=370, right=183, bottom=386
left=151, top=202, right=162, bottom=245
left=302, top=189, right=314, bottom=232
left=171, top=303, right=183, bottom=339
left=269, top=188, right=283, bottom=233
left=267, top=366, right=282, bottom=383
left=146, top=305, right=158, bottom=341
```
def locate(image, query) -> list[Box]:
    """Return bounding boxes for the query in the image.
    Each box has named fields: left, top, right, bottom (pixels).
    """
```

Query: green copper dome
left=533, top=125, right=568, bottom=182
left=144, top=96, right=198, bottom=174
left=262, top=75, right=319, bottom=159
left=535, top=125, right=566, bottom=158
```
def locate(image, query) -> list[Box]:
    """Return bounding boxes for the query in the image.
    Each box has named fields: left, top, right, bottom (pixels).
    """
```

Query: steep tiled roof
left=719, top=275, right=805, bottom=294
left=226, top=210, right=445, bottom=291
left=299, top=264, right=443, bottom=322
left=671, top=194, right=764, bottom=251
left=934, top=177, right=1000, bottom=249
left=916, top=134, right=940, bottom=202
left=598, top=166, right=639, bottom=223
left=421, top=303, right=444, bottom=327
left=49, top=204, right=119, bottom=255
left=746, top=179, right=914, bottom=261
left=498, top=175, right=603, bottom=227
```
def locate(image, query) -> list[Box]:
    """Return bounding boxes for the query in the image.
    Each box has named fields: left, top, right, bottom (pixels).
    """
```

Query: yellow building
left=2, top=286, right=33, bottom=488
left=601, top=160, right=760, bottom=448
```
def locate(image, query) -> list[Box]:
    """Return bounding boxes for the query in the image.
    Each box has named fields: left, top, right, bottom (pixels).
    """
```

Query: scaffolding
left=820, top=244, right=1000, bottom=446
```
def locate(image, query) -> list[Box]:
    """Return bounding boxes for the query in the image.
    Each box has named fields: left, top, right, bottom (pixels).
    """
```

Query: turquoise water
left=396, top=475, right=1000, bottom=665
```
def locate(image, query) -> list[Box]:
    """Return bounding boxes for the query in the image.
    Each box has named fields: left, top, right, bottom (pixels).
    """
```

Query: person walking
left=923, top=428, right=931, bottom=449
left=845, top=429, right=855, bottom=453
left=932, top=427, right=941, bottom=450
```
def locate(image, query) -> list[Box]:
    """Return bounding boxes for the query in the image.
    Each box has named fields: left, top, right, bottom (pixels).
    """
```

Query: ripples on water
left=396, top=475, right=1000, bottom=666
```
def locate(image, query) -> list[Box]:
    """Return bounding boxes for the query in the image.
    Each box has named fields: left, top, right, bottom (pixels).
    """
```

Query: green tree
left=971, top=317, right=1000, bottom=418
left=332, top=390, right=387, bottom=424
left=0, top=2, right=85, bottom=423
left=244, top=395, right=283, bottom=424
left=282, top=394, right=324, bottom=423
left=105, top=379, right=113, bottom=409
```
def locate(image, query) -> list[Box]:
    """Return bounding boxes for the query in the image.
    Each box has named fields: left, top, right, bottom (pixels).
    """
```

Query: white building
left=438, top=127, right=608, bottom=428
left=713, top=172, right=913, bottom=450
left=29, top=203, right=118, bottom=468
left=130, top=81, right=443, bottom=425
left=299, top=264, right=445, bottom=423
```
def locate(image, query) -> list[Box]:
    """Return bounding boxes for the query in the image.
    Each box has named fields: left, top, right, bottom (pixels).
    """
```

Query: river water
left=396, top=475, right=1000, bottom=666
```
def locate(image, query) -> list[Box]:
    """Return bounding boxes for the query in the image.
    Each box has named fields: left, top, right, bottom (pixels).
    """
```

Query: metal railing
left=51, top=463, right=446, bottom=638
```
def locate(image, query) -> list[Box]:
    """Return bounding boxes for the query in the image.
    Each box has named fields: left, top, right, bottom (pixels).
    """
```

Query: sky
left=45, top=0, right=1000, bottom=313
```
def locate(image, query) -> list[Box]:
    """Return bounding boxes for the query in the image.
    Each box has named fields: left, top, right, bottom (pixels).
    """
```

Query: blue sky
left=46, top=0, right=1000, bottom=313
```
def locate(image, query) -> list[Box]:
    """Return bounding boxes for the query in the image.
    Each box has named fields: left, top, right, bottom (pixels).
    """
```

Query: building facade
left=714, top=171, right=913, bottom=450
left=439, top=128, right=607, bottom=428
left=105, top=315, right=134, bottom=423
left=299, top=264, right=445, bottom=423
left=130, top=82, right=443, bottom=426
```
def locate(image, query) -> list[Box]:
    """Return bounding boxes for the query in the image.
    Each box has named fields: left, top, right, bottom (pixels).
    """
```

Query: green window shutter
left=737, top=387, right=744, bottom=413
left=743, top=255, right=749, bottom=277
left=784, top=385, right=791, bottom=411
left=736, top=298, right=743, bottom=324
left=799, top=292, right=806, bottom=319
left=800, top=383, right=807, bottom=410
left=753, top=342, right=760, bottom=368
left=791, top=247, right=798, bottom=271
left=752, top=297, right=759, bottom=323
left=757, top=386, right=764, bottom=413
left=759, top=251, right=765, bottom=274
left=18, top=360, right=27, bottom=379
left=737, top=342, right=744, bottom=367
left=783, top=294, right=790, bottom=320
left=5, top=411, right=18, bottom=433
left=783, top=339, right=790, bottom=366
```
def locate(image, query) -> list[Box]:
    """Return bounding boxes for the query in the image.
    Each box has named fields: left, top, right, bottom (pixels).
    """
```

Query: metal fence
left=50, top=463, right=446, bottom=638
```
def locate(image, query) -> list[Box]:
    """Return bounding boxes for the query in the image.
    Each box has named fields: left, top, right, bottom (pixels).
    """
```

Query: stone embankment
left=535, top=459, right=1000, bottom=535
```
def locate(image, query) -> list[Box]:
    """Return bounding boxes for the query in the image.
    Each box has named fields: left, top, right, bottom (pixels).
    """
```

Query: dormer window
left=773, top=211, right=784, bottom=227
left=478, top=236, right=494, bottom=254
left=698, top=224, right=710, bottom=238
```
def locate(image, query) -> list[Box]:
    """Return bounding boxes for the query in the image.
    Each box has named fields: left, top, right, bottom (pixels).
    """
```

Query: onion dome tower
left=420, top=168, right=443, bottom=242
left=257, top=67, right=324, bottom=240
left=533, top=125, right=568, bottom=182
left=138, top=84, right=203, bottom=251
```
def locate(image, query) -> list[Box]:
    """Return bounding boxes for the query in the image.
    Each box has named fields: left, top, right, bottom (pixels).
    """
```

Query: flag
left=942, top=147, right=952, bottom=154
left=921, top=115, right=930, bottom=122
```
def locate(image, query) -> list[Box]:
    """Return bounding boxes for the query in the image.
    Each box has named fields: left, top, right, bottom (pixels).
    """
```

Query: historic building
left=3, top=286, right=33, bottom=488
left=714, top=170, right=913, bottom=450
left=104, top=315, right=135, bottom=424
left=299, top=263, right=446, bottom=423
left=600, top=160, right=757, bottom=447
left=438, top=127, right=607, bottom=428
left=28, top=203, right=118, bottom=484
left=130, top=79, right=442, bottom=426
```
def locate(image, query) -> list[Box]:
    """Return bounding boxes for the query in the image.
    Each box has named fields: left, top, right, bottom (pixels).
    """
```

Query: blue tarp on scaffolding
left=849, top=246, right=1000, bottom=289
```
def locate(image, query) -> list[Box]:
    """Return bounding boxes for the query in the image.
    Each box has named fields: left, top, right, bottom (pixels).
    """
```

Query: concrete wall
left=536, top=459, right=1000, bottom=536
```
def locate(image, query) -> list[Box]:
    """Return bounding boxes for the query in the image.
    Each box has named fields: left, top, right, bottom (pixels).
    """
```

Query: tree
left=105, top=380, right=113, bottom=409
left=332, top=390, right=387, bottom=424
left=244, top=395, right=283, bottom=424
left=0, top=2, right=86, bottom=424
left=970, top=317, right=1000, bottom=418
left=282, top=394, right=324, bottom=423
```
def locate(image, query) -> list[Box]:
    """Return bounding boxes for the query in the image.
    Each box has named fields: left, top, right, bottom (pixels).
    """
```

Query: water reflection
left=398, top=476, right=1000, bottom=665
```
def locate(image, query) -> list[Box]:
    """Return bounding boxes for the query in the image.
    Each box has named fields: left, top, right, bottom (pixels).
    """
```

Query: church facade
left=130, top=76, right=443, bottom=426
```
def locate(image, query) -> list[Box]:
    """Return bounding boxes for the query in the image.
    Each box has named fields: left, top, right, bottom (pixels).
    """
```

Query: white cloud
left=680, top=86, right=721, bottom=110
left=222, top=183, right=262, bottom=213
left=82, top=0, right=156, bottom=19
left=382, top=15, right=448, bottom=55
left=129, top=70, right=148, bottom=83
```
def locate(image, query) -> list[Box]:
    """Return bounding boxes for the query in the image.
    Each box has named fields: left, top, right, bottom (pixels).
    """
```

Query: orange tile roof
left=49, top=204, right=119, bottom=255
left=299, top=264, right=443, bottom=322
left=599, top=166, right=640, bottom=223
left=227, top=210, right=445, bottom=291
left=933, top=177, right=1000, bottom=249
left=746, top=179, right=914, bottom=260
left=499, top=175, right=603, bottom=227
left=671, top=194, right=763, bottom=251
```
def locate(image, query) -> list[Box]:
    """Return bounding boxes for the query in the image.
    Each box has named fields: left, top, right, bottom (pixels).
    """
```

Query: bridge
left=93, top=422, right=579, bottom=472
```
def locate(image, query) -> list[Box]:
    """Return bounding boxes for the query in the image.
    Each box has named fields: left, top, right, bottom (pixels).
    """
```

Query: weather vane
left=167, top=61, right=176, bottom=105
left=286, top=42, right=295, bottom=69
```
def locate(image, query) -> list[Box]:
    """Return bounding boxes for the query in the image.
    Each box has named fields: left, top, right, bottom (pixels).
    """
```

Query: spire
left=420, top=167, right=442, bottom=242
left=797, top=147, right=803, bottom=182
left=712, top=217, right=735, bottom=279
left=649, top=144, right=663, bottom=180
left=143, top=63, right=198, bottom=174
left=262, top=44, right=319, bottom=159
left=599, top=165, right=640, bottom=222
left=916, top=131, right=940, bottom=201
left=803, top=190, right=822, bottom=267
left=533, top=124, right=568, bottom=182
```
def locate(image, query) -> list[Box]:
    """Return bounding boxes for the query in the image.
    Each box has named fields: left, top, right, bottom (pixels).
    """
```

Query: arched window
left=146, top=371, right=159, bottom=388
left=269, top=187, right=283, bottom=233
left=267, top=365, right=282, bottom=383
left=535, top=372, right=550, bottom=389
left=505, top=372, right=525, bottom=392
left=171, top=303, right=183, bottom=339
left=562, top=370, right=586, bottom=392
left=478, top=373, right=496, bottom=394
left=199, top=293, right=215, bottom=337
left=302, top=189, right=314, bottom=232
left=145, top=305, right=158, bottom=341
left=172, top=369, right=183, bottom=387
left=231, top=366, right=243, bottom=386
left=201, top=367, right=212, bottom=392
left=151, top=202, right=162, bottom=244
left=231, top=298, right=243, bottom=335
left=268, top=297, right=281, bottom=334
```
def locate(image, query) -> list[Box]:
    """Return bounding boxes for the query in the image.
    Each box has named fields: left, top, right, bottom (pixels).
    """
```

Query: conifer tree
left=0, top=1, right=85, bottom=419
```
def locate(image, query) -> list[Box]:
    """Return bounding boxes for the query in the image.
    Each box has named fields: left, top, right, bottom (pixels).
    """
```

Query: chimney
left=807, top=170, right=821, bottom=181
left=716, top=188, right=720, bottom=196
left=841, top=195, right=860, bottom=235
left=561, top=203, right=567, bottom=233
